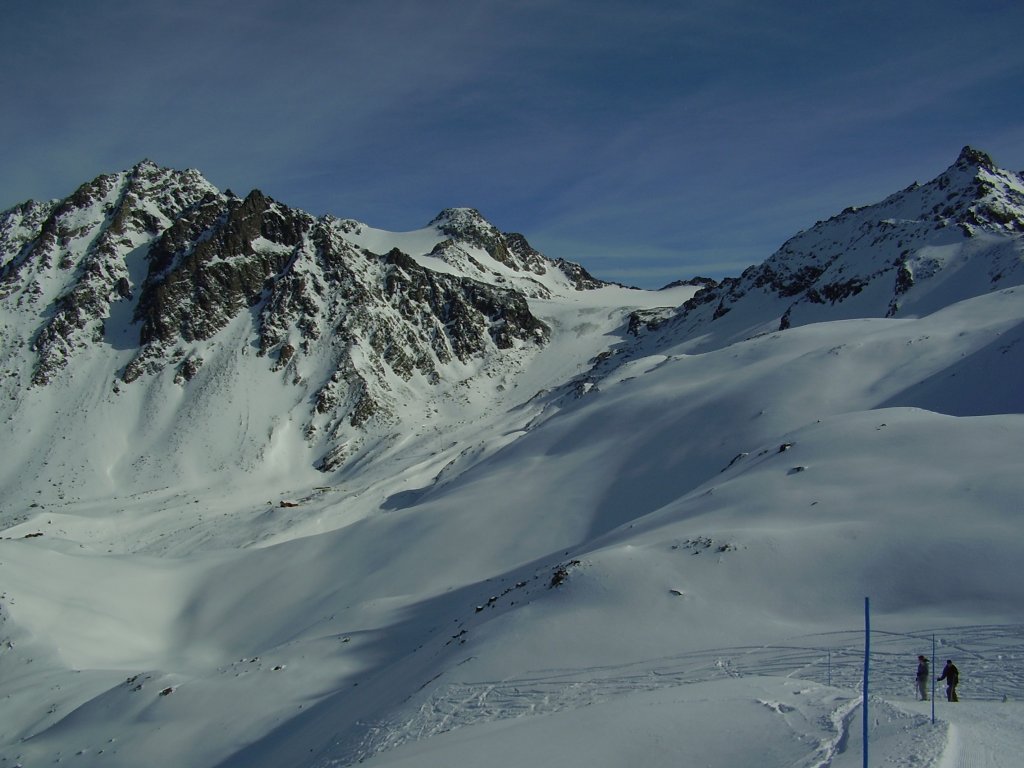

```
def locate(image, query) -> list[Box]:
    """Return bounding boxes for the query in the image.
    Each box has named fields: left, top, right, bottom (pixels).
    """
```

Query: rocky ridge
left=643, top=146, right=1024, bottom=352
left=3, top=147, right=1022, bottom=481
left=0, top=162, right=601, bottom=471
left=1, top=161, right=219, bottom=385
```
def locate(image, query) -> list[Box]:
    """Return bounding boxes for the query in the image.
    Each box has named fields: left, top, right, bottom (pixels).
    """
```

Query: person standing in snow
left=938, top=659, right=959, bottom=702
left=916, top=655, right=929, bottom=701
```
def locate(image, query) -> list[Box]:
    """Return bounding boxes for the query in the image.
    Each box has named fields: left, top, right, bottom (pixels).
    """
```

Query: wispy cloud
left=2, top=0, right=1022, bottom=286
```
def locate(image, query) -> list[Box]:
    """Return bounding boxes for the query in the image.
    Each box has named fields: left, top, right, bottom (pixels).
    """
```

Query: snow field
left=2, top=274, right=1024, bottom=766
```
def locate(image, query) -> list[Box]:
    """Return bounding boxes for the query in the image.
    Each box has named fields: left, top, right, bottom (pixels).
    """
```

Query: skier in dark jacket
left=916, top=655, right=929, bottom=700
left=938, top=660, right=959, bottom=702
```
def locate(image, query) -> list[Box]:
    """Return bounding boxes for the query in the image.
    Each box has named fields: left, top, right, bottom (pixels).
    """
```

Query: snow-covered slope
left=1, top=149, right=1023, bottom=768
left=0, top=166, right=608, bottom=503
left=652, top=146, right=1024, bottom=353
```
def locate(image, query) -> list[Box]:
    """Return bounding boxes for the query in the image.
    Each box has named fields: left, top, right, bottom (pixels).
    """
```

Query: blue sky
left=2, top=0, right=1022, bottom=287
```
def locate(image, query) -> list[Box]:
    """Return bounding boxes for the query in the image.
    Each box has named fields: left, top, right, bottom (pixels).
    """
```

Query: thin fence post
left=931, top=634, right=936, bottom=724
left=864, top=597, right=870, bottom=768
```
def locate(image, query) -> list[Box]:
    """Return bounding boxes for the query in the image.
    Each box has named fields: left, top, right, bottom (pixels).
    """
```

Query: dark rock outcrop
left=1, top=164, right=581, bottom=468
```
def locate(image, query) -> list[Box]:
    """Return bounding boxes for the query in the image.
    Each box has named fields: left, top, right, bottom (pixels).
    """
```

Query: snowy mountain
left=1, top=148, right=1023, bottom=768
left=636, top=146, right=1024, bottom=353
left=0, top=161, right=603, bottom=496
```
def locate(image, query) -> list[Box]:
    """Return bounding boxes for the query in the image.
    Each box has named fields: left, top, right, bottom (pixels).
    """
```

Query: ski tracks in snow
left=338, top=664, right=862, bottom=766
left=332, top=624, right=1024, bottom=767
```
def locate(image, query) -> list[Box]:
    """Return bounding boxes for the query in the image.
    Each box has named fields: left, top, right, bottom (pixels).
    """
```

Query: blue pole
left=931, top=634, right=936, bottom=724
left=864, top=597, right=870, bottom=768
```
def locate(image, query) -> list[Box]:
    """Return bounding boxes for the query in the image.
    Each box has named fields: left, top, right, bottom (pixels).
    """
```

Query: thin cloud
left=1, top=0, right=1021, bottom=288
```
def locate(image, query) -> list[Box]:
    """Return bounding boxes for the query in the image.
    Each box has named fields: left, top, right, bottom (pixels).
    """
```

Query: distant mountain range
left=2, top=147, right=1022, bottom=485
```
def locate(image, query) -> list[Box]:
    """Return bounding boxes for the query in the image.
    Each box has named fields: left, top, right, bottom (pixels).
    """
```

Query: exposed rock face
left=1, top=161, right=219, bottom=384
left=0, top=164, right=589, bottom=470
left=422, top=208, right=604, bottom=294
left=124, top=188, right=311, bottom=381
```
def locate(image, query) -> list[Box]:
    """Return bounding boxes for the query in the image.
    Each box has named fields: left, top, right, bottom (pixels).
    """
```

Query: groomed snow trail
left=931, top=703, right=1024, bottom=768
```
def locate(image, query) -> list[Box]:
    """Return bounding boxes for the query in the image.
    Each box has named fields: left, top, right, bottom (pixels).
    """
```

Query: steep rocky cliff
left=0, top=162, right=601, bottom=471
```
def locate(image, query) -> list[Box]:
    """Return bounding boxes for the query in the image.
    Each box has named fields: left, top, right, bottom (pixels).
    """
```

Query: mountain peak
left=131, top=158, right=161, bottom=173
left=954, top=145, right=995, bottom=171
left=661, top=146, right=1024, bottom=350
left=429, top=207, right=493, bottom=234
left=428, top=207, right=506, bottom=256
